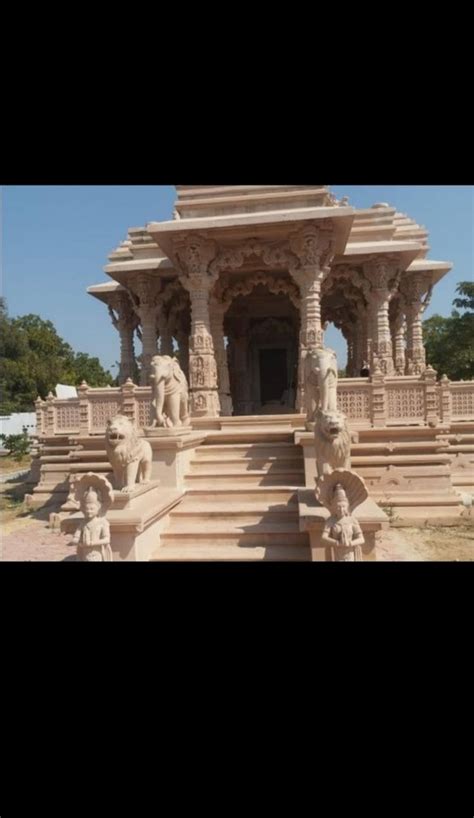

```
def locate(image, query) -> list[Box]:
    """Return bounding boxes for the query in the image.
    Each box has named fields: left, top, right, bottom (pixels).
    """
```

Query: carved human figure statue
left=69, top=473, right=114, bottom=562
left=304, top=345, right=338, bottom=420
left=316, top=469, right=368, bottom=562
left=149, top=355, right=190, bottom=428
left=321, top=483, right=364, bottom=561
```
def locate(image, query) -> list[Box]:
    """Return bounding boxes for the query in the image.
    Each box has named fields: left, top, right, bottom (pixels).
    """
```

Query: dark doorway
left=259, top=349, right=287, bottom=404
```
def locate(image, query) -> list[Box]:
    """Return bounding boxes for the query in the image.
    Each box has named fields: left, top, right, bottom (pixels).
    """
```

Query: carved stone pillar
left=289, top=225, right=334, bottom=413
left=361, top=259, right=402, bottom=376
left=175, top=237, right=220, bottom=417
left=108, top=292, right=138, bottom=384
left=138, top=307, right=158, bottom=385
left=352, top=303, right=368, bottom=374
left=176, top=329, right=189, bottom=380
left=210, top=300, right=233, bottom=416
left=131, top=274, right=160, bottom=385
left=393, top=311, right=406, bottom=376
left=400, top=275, right=433, bottom=375
left=157, top=308, right=174, bottom=356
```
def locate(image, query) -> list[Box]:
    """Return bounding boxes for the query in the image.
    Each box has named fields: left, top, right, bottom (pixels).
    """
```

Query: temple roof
left=173, top=185, right=332, bottom=219
left=88, top=187, right=452, bottom=296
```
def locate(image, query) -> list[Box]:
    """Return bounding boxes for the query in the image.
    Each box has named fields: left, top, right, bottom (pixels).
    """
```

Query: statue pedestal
left=61, top=482, right=185, bottom=562
left=297, top=489, right=389, bottom=561
left=145, top=432, right=208, bottom=489
left=111, top=480, right=161, bottom=509
left=144, top=427, right=193, bottom=439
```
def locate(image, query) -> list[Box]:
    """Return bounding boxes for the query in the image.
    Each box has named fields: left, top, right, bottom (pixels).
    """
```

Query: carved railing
left=35, top=374, right=474, bottom=435
left=450, top=381, right=474, bottom=422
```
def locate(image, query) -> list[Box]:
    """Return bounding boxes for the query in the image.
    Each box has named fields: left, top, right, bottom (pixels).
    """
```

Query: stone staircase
left=151, top=435, right=310, bottom=561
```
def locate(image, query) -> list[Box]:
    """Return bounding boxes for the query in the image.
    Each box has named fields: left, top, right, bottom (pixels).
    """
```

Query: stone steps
left=185, top=487, right=300, bottom=504
left=151, top=543, right=310, bottom=561
left=169, top=508, right=299, bottom=524
left=188, top=458, right=304, bottom=473
left=152, top=438, right=309, bottom=561
left=196, top=442, right=300, bottom=456
left=185, top=471, right=305, bottom=487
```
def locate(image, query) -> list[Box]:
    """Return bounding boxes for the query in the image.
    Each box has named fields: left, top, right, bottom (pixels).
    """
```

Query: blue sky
left=2, top=186, right=472, bottom=373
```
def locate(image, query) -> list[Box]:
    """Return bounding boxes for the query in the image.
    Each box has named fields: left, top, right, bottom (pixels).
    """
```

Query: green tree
left=423, top=282, right=474, bottom=381
left=0, top=303, right=113, bottom=413
left=72, top=352, right=115, bottom=387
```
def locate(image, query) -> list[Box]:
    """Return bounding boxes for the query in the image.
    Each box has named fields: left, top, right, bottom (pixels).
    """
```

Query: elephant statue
left=304, top=346, right=338, bottom=421
left=149, top=355, right=190, bottom=428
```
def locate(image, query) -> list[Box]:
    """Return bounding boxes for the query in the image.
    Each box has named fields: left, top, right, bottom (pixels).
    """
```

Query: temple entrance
left=225, top=283, right=299, bottom=415
left=259, top=349, right=287, bottom=403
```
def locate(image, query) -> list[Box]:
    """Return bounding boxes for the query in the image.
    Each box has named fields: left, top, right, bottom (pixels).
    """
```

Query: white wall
left=0, top=413, right=37, bottom=437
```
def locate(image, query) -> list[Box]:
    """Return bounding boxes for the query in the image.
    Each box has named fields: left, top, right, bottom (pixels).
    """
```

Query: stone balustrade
left=35, top=375, right=474, bottom=436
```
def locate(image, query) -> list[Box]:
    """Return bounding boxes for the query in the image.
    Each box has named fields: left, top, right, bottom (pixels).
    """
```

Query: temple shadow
left=0, top=475, right=63, bottom=524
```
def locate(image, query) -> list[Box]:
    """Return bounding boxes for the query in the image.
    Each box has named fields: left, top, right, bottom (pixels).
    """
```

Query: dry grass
left=0, top=455, right=32, bottom=475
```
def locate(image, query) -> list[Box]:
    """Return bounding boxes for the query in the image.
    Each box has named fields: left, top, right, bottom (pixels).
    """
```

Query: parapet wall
left=35, top=374, right=474, bottom=437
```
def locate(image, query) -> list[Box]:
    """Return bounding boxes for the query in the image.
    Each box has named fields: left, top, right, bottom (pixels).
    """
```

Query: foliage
left=0, top=301, right=114, bottom=412
left=423, top=282, right=474, bottom=381
left=0, top=428, right=31, bottom=461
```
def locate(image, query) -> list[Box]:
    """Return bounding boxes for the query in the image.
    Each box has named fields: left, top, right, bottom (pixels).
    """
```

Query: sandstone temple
left=28, top=186, right=474, bottom=561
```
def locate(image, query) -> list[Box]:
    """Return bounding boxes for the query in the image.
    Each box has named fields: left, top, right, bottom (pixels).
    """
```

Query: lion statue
left=149, top=355, right=190, bottom=428
left=105, top=415, right=153, bottom=493
left=314, top=409, right=351, bottom=479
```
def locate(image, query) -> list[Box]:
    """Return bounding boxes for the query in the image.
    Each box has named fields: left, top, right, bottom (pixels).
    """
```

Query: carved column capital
left=108, top=291, right=139, bottom=332
left=399, top=273, right=433, bottom=309
left=173, top=235, right=219, bottom=293
left=362, top=257, right=402, bottom=298
left=289, top=224, right=335, bottom=281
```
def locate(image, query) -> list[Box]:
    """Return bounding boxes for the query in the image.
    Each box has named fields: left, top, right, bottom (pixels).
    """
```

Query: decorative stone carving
left=173, top=236, right=221, bottom=418
left=314, top=409, right=351, bottom=478
left=108, top=291, right=139, bottom=383
left=359, top=257, right=402, bottom=375
left=218, top=271, right=300, bottom=310
left=210, top=300, right=233, bottom=417
left=289, top=224, right=333, bottom=272
left=400, top=274, right=433, bottom=375
left=105, top=414, right=152, bottom=493
left=317, top=469, right=368, bottom=562
left=209, top=239, right=298, bottom=277
left=69, top=473, right=114, bottom=562
left=175, top=235, right=218, bottom=290
left=149, top=355, right=190, bottom=428
left=129, top=274, right=162, bottom=385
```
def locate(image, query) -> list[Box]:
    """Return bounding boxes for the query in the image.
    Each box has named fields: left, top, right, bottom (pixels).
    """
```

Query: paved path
left=1, top=516, right=75, bottom=561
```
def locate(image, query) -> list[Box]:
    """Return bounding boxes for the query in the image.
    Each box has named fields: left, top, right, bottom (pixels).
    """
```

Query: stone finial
left=423, top=364, right=437, bottom=379
left=120, top=377, right=136, bottom=393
